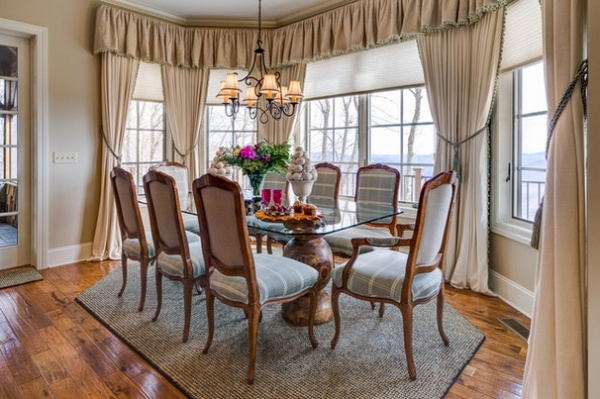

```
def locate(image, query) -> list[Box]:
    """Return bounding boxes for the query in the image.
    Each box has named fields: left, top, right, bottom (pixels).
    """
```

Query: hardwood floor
left=0, top=260, right=529, bottom=398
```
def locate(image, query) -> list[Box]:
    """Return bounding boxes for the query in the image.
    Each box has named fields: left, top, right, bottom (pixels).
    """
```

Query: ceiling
left=103, top=0, right=355, bottom=27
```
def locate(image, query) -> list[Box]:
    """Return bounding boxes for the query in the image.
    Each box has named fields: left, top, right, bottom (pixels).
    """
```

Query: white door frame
left=0, top=18, right=49, bottom=269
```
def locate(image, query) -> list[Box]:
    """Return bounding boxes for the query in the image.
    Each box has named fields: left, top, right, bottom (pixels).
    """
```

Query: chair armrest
left=396, top=224, right=415, bottom=237
left=350, top=237, right=411, bottom=249
left=337, top=236, right=412, bottom=289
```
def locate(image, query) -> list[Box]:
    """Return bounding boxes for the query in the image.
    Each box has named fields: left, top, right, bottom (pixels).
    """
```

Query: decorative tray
left=255, top=209, right=326, bottom=222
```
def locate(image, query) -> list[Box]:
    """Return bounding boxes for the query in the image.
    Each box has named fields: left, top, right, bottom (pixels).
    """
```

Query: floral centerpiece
left=218, top=141, right=290, bottom=196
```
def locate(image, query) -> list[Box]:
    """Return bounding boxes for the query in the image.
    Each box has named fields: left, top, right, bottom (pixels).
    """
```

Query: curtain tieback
left=171, top=125, right=201, bottom=164
left=436, top=125, right=487, bottom=172
left=531, top=58, right=588, bottom=249
left=100, top=126, right=122, bottom=167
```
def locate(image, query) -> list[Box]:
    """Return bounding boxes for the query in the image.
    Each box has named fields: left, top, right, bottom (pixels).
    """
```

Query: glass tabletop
left=139, top=196, right=402, bottom=238
left=246, top=198, right=402, bottom=237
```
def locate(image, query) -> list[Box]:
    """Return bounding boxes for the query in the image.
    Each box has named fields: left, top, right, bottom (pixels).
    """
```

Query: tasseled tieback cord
left=530, top=59, right=588, bottom=249
left=100, top=126, right=199, bottom=166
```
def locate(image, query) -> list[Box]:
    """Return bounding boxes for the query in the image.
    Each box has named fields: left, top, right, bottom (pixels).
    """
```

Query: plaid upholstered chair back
left=312, top=162, right=341, bottom=202
left=355, top=164, right=400, bottom=228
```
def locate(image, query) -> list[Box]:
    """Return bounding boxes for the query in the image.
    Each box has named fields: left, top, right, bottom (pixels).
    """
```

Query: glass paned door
left=0, top=35, right=30, bottom=269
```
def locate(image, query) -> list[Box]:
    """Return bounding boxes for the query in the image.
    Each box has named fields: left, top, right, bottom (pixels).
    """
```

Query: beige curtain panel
left=417, top=9, right=503, bottom=295
left=94, top=0, right=508, bottom=69
left=161, top=65, right=210, bottom=190
left=522, top=0, right=586, bottom=397
left=91, top=52, right=139, bottom=261
left=257, top=63, right=306, bottom=144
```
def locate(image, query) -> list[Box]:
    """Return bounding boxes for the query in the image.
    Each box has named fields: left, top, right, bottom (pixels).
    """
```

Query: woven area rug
left=77, top=264, right=484, bottom=399
left=0, top=266, right=43, bottom=289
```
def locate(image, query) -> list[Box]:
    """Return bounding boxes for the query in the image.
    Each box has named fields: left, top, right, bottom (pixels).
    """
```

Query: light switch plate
left=53, top=152, right=78, bottom=163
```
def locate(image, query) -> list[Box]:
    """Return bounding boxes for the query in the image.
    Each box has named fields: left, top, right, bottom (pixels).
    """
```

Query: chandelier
left=216, top=0, right=303, bottom=124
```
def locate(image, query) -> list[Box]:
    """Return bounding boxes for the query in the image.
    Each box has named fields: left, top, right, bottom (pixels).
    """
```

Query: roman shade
left=500, top=0, right=543, bottom=72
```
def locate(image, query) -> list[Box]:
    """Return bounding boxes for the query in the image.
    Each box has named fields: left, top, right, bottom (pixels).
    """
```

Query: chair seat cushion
left=331, top=250, right=442, bottom=302
left=182, top=213, right=200, bottom=234
left=123, top=232, right=155, bottom=259
left=156, top=232, right=205, bottom=278
left=324, top=225, right=393, bottom=256
left=210, top=254, right=319, bottom=305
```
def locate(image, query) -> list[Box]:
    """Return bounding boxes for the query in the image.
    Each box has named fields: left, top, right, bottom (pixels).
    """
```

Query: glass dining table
left=143, top=194, right=403, bottom=326
left=244, top=196, right=403, bottom=326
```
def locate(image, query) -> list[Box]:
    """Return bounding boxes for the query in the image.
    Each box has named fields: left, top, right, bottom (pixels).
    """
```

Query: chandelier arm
left=280, top=103, right=297, bottom=117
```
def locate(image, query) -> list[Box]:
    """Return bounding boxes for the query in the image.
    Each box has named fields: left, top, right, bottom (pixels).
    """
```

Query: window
left=304, top=86, right=435, bottom=202
left=205, top=105, right=257, bottom=188
left=122, top=100, right=166, bottom=191
left=307, top=96, right=359, bottom=196
left=492, top=61, right=547, bottom=244
left=369, top=88, right=435, bottom=202
left=512, top=62, right=547, bottom=222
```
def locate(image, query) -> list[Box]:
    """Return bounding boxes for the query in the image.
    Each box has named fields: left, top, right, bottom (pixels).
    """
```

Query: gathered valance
left=94, top=0, right=506, bottom=69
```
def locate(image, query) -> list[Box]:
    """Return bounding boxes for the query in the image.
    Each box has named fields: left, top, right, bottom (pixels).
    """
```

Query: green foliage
left=218, top=141, right=290, bottom=175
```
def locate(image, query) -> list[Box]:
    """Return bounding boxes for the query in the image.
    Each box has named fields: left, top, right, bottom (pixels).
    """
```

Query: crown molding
left=99, top=0, right=358, bottom=28
left=274, top=0, right=358, bottom=27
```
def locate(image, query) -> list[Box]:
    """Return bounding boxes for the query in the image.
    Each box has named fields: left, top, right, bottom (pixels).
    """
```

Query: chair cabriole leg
left=119, top=254, right=128, bottom=297
left=138, top=258, right=148, bottom=311
left=152, top=269, right=163, bottom=322
left=203, top=290, right=215, bottom=354
left=400, top=304, right=416, bottom=380
left=330, top=287, right=341, bottom=349
left=247, top=305, right=261, bottom=384
left=437, top=285, right=449, bottom=346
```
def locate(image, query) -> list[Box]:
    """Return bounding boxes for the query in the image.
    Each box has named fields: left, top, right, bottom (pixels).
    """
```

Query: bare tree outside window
left=122, top=100, right=166, bottom=192
left=370, top=87, right=435, bottom=202
left=206, top=105, right=257, bottom=189
left=308, top=95, right=359, bottom=196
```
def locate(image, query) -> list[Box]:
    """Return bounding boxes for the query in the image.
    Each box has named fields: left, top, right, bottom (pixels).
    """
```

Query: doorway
left=0, top=34, right=31, bottom=269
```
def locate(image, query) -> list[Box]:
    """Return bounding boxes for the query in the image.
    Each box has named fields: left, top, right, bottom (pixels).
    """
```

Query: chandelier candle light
left=216, top=0, right=303, bottom=124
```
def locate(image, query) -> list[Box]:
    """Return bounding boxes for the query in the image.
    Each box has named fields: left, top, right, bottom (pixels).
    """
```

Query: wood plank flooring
left=0, top=260, right=529, bottom=398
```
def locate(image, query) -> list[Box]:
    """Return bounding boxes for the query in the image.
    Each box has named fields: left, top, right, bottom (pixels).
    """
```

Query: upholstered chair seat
left=123, top=232, right=156, bottom=259
left=210, top=254, right=318, bottom=304
left=156, top=231, right=205, bottom=278
left=331, top=250, right=443, bottom=302
left=325, top=225, right=393, bottom=256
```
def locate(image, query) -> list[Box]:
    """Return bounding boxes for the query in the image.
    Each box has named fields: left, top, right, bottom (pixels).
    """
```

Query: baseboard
left=489, top=270, right=534, bottom=318
left=46, top=242, right=93, bottom=269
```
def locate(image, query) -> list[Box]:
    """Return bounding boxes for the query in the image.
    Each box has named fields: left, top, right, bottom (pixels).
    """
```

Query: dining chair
left=143, top=170, right=206, bottom=343
left=330, top=171, right=458, bottom=380
left=192, top=173, right=319, bottom=384
left=324, top=163, right=401, bottom=257
left=265, top=162, right=342, bottom=254
left=111, top=167, right=155, bottom=311
left=149, top=161, right=199, bottom=234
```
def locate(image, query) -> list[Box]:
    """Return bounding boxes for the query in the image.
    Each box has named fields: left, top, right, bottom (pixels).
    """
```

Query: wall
left=587, top=0, right=599, bottom=397
left=0, top=0, right=101, bottom=265
left=489, top=233, right=536, bottom=316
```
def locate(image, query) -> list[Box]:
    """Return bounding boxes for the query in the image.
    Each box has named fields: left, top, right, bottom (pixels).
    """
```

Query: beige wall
left=0, top=0, right=101, bottom=251
left=588, top=0, right=599, bottom=397
left=490, top=233, right=537, bottom=292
